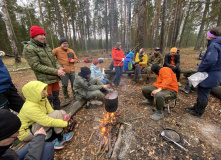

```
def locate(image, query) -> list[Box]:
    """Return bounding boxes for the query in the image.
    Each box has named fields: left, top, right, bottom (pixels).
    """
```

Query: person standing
left=0, top=52, right=24, bottom=112
left=186, top=27, right=221, bottom=117
left=146, top=47, right=163, bottom=84
left=111, top=42, right=126, bottom=86
left=53, top=38, right=78, bottom=103
left=22, top=26, right=65, bottom=110
left=163, top=47, right=181, bottom=86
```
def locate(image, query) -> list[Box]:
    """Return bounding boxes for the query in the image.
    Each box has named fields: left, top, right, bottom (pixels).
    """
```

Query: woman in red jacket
left=111, top=42, right=126, bottom=86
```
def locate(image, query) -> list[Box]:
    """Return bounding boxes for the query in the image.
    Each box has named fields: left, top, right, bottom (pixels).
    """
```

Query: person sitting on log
left=18, top=81, right=73, bottom=150
left=0, top=109, right=54, bottom=160
left=73, top=67, right=110, bottom=107
left=90, top=60, right=109, bottom=85
left=146, top=47, right=163, bottom=84
left=142, top=64, right=178, bottom=121
left=0, top=52, right=24, bottom=112
left=133, top=48, right=148, bottom=84
left=163, top=47, right=181, bottom=86
left=123, top=51, right=134, bottom=71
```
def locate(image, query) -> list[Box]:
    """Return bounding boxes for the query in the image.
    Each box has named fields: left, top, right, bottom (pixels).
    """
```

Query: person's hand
left=70, top=59, right=74, bottom=62
left=122, top=58, right=125, bottom=61
left=151, top=88, right=162, bottom=96
left=34, top=127, right=46, bottom=136
left=63, top=114, right=71, bottom=121
left=57, top=67, right=65, bottom=76
left=0, top=51, right=5, bottom=56
left=97, top=78, right=101, bottom=81
left=103, top=85, right=109, bottom=89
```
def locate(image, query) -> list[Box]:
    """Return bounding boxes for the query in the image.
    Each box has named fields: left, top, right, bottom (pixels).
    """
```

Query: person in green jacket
left=22, top=26, right=65, bottom=110
left=18, top=81, right=73, bottom=150
left=73, top=67, right=109, bottom=106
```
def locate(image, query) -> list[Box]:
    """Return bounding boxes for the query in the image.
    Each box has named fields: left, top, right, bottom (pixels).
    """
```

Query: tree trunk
left=111, top=0, right=116, bottom=47
left=62, top=2, right=68, bottom=38
left=37, top=0, right=45, bottom=29
left=126, top=0, right=131, bottom=50
left=123, top=0, right=126, bottom=50
left=160, top=0, right=167, bottom=54
left=105, top=0, right=108, bottom=54
left=86, top=0, right=91, bottom=53
left=54, top=0, right=64, bottom=38
left=1, top=0, right=21, bottom=63
left=194, top=0, right=210, bottom=50
left=154, top=0, right=162, bottom=47
left=137, top=0, right=146, bottom=48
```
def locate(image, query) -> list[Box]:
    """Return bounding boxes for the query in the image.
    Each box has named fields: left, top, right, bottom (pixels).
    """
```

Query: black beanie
left=60, top=38, right=68, bottom=45
left=0, top=110, right=21, bottom=141
left=151, top=64, right=162, bottom=75
left=81, top=67, right=91, bottom=77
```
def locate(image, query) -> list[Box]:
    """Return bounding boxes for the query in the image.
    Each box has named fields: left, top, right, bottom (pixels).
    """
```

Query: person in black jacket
left=0, top=109, right=54, bottom=160
left=163, top=47, right=181, bottom=86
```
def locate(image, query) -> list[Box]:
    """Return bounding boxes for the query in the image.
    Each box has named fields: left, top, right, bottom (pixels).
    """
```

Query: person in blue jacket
left=186, top=27, right=221, bottom=117
left=0, top=52, right=24, bottom=112
left=90, top=60, right=109, bottom=85
left=123, top=52, right=134, bottom=71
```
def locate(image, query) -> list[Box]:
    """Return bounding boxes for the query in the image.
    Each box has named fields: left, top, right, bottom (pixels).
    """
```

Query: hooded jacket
left=90, top=63, right=104, bottom=80
left=135, top=52, right=148, bottom=68
left=163, top=53, right=180, bottom=68
left=123, top=54, right=134, bottom=71
left=198, top=38, right=221, bottom=88
left=111, top=47, right=126, bottom=66
left=0, top=57, right=12, bottom=93
left=18, top=81, right=67, bottom=141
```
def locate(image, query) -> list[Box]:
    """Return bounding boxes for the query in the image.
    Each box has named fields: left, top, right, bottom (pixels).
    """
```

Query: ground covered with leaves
left=3, top=48, right=221, bottom=159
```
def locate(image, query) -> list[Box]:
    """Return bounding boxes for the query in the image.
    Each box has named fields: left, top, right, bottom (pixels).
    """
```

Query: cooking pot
left=105, top=90, right=118, bottom=112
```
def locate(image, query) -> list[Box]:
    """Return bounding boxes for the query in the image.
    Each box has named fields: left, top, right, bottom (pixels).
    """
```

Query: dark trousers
left=16, top=142, right=54, bottom=160
left=113, top=66, right=123, bottom=85
left=60, top=71, right=75, bottom=88
left=109, top=61, right=114, bottom=70
left=0, top=84, right=24, bottom=112
left=172, top=67, right=180, bottom=82
left=194, top=86, right=212, bottom=114
left=133, top=64, right=142, bottom=81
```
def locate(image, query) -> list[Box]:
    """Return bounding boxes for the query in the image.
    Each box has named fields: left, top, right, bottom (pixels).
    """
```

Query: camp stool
left=164, top=95, right=178, bottom=116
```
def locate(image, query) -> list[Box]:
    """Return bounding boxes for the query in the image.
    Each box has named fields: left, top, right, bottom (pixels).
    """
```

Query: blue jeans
left=16, top=142, right=54, bottom=160
left=113, top=66, right=123, bottom=85
left=101, top=79, right=109, bottom=84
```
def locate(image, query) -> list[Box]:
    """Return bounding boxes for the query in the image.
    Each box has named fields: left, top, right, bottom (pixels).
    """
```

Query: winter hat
left=0, top=109, right=21, bottom=141
left=93, top=60, right=100, bottom=66
left=129, top=52, right=134, bottom=58
left=60, top=38, right=68, bottom=45
left=30, top=26, right=46, bottom=38
left=151, top=64, right=162, bottom=75
left=81, top=67, right=91, bottom=76
left=170, top=47, right=177, bottom=53
left=115, top=42, right=121, bottom=49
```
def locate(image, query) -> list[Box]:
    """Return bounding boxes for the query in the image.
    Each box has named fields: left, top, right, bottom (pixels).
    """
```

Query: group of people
left=0, top=25, right=221, bottom=159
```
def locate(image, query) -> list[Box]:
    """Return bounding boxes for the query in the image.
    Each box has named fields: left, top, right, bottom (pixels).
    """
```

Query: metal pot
left=105, top=90, right=118, bottom=113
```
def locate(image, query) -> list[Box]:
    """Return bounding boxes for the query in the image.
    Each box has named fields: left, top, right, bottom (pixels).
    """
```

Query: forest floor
left=3, top=47, right=221, bottom=160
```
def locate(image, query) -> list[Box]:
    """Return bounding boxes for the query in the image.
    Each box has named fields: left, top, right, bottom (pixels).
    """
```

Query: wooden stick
left=88, top=131, right=94, bottom=143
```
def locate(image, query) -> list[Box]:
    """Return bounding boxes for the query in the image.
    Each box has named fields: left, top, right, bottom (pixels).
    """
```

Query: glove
left=122, top=58, right=125, bottom=61
left=0, top=51, right=5, bottom=56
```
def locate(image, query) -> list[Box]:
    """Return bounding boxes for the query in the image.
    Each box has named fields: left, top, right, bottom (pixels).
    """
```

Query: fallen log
left=211, top=86, right=221, bottom=100
left=62, top=100, right=86, bottom=117
left=10, top=67, right=31, bottom=72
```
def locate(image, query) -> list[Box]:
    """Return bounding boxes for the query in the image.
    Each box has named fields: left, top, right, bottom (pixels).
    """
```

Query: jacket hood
left=212, top=37, right=221, bottom=45
left=22, top=81, right=48, bottom=103
left=126, top=54, right=133, bottom=59
left=90, top=63, right=98, bottom=70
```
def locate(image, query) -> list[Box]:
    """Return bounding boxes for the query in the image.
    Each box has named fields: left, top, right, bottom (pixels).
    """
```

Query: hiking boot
left=139, top=77, right=143, bottom=81
left=142, top=99, right=154, bottom=105
left=180, top=87, right=190, bottom=94
left=61, top=132, right=74, bottom=144
left=185, top=107, right=196, bottom=111
left=187, top=109, right=202, bottom=117
left=146, top=79, right=149, bottom=84
left=90, top=100, right=103, bottom=105
left=52, top=138, right=64, bottom=150
left=150, top=110, right=164, bottom=121
left=177, top=82, right=182, bottom=87
left=133, top=81, right=136, bottom=84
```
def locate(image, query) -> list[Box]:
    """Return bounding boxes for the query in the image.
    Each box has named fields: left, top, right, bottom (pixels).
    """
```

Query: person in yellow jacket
left=133, top=48, right=148, bottom=84
left=18, top=81, right=73, bottom=150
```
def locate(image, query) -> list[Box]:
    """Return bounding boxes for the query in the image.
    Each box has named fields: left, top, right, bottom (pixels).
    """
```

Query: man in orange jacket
left=142, top=64, right=178, bottom=120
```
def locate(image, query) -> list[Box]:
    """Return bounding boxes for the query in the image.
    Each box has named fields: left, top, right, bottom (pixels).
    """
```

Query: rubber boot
left=52, top=90, right=61, bottom=110
left=62, top=86, right=71, bottom=103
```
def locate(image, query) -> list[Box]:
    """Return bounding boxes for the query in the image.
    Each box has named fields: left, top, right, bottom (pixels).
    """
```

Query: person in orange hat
left=163, top=47, right=181, bottom=86
left=22, top=26, right=65, bottom=110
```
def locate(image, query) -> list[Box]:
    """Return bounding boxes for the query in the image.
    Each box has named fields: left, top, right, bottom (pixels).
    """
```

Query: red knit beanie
left=93, top=60, right=100, bottom=66
left=30, top=26, right=46, bottom=38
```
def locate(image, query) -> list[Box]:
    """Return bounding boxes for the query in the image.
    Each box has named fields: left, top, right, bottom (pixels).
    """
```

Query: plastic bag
left=188, top=72, right=208, bottom=87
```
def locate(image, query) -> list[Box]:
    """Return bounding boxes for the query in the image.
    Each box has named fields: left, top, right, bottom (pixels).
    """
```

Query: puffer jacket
left=123, top=54, right=134, bottom=71
left=90, top=63, right=104, bottom=80
left=148, top=53, right=163, bottom=67
left=198, top=38, right=221, bottom=88
left=22, top=38, right=61, bottom=84
left=18, top=81, right=67, bottom=141
left=135, top=52, right=148, bottom=67
left=163, top=53, right=180, bottom=68
left=111, top=47, right=126, bottom=66
left=0, top=57, right=12, bottom=93
left=73, top=74, right=103, bottom=101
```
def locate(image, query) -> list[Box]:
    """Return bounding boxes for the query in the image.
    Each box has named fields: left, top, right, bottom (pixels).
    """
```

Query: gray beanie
left=60, top=38, right=68, bottom=45
left=115, top=42, right=121, bottom=49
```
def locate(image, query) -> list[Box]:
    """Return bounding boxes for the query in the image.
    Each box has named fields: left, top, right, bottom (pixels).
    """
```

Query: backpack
left=84, top=59, right=92, bottom=63
left=128, top=61, right=133, bottom=70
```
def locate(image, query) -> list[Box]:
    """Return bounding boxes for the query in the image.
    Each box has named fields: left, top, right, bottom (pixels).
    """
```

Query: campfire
left=97, top=110, right=123, bottom=159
